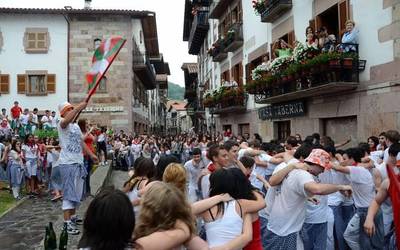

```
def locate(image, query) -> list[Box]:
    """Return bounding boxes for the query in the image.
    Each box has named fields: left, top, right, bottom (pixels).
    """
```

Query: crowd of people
left=1, top=100, right=400, bottom=250
left=81, top=128, right=399, bottom=249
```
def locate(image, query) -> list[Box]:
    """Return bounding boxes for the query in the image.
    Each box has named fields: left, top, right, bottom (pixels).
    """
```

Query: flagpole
left=73, top=38, right=126, bottom=123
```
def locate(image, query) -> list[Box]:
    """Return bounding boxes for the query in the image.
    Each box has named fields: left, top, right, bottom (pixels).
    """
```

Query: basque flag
left=86, top=36, right=126, bottom=102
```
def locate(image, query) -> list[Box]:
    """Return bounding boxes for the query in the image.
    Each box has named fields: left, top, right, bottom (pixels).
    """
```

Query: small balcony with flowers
left=203, top=83, right=247, bottom=114
left=252, top=0, right=292, bottom=23
left=245, top=42, right=365, bottom=104
left=223, top=22, right=244, bottom=53
left=208, top=38, right=228, bottom=62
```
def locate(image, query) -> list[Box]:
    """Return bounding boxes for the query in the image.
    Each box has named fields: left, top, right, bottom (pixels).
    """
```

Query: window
left=311, top=0, right=350, bottom=41
left=17, top=71, right=56, bottom=95
left=97, top=76, right=107, bottom=93
left=0, top=74, right=10, bottom=94
left=245, top=54, right=268, bottom=83
left=221, top=70, right=230, bottom=83
left=28, top=75, right=46, bottom=94
left=232, top=63, right=243, bottom=86
left=276, top=121, right=291, bottom=141
left=24, top=28, right=50, bottom=53
left=238, top=123, right=250, bottom=136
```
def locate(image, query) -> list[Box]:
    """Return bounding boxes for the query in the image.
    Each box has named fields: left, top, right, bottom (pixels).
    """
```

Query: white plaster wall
left=242, top=0, right=270, bottom=65
left=292, top=0, right=313, bottom=42
left=131, top=19, right=146, bottom=53
left=0, top=14, right=68, bottom=112
left=351, top=0, right=393, bottom=81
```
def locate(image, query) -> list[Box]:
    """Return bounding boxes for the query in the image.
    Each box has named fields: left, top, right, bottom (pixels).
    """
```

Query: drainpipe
left=62, top=8, right=71, bottom=102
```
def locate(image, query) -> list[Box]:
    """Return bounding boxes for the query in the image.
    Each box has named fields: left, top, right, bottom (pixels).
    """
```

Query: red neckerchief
left=396, top=160, right=400, bottom=168
left=352, top=162, right=358, bottom=166
left=208, top=163, right=216, bottom=173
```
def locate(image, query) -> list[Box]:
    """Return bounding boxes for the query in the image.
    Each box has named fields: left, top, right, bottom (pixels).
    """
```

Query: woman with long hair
left=193, top=168, right=265, bottom=248
left=8, top=140, right=24, bottom=199
left=78, top=119, right=96, bottom=197
left=123, top=157, right=155, bottom=217
left=22, top=134, right=39, bottom=195
left=78, top=186, right=192, bottom=250
left=134, top=182, right=195, bottom=248
left=162, top=163, right=187, bottom=195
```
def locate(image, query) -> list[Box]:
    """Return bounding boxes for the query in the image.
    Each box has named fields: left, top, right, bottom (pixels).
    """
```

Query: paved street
left=0, top=165, right=111, bottom=250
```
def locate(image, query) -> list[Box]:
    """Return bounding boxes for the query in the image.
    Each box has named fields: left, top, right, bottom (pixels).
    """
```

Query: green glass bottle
left=59, top=223, right=68, bottom=250
left=48, top=222, right=57, bottom=250
left=44, top=226, right=50, bottom=250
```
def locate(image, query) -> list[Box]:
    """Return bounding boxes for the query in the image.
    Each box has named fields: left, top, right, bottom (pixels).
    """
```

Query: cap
left=58, top=102, right=73, bottom=117
left=304, top=149, right=332, bottom=169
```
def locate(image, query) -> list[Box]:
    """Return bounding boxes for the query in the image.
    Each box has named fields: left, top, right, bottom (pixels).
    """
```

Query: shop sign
left=83, top=106, right=124, bottom=113
left=258, top=101, right=305, bottom=120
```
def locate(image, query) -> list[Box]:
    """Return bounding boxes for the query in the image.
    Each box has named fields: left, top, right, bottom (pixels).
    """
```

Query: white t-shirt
left=51, top=116, right=58, bottom=128
left=57, top=122, right=84, bottom=165
left=264, top=158, right=299, bottom=219
left=20, top=114, right=29, bottom=125
left=50, top=149, right=60, bottom=168
left=326, top=168, right=353, bottom=206
left=267, top=169, right=314, bottom=236
left=31, top=114, right=38, bottom=125
left=22, top=144, right=38, bottom=159
left=200, top=174, right=210, bottom=199
left=185, top=159, right=206, bottom=190
left=305, top=172, right=330, bottom=224
left=346, top=166, right=375, bottom=208
left=97, top=133, right=105, bottom=143
left=41, top=115, right=52, bottom=128
left=250, top=153, right=272, bottom=190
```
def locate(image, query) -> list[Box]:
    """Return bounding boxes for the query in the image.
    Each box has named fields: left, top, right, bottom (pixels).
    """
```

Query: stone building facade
left=67, top=9, right=165, bottom=134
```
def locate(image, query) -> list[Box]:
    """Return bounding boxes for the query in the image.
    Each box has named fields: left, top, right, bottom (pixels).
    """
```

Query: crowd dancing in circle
left=1, top=100, right=400, bottom=250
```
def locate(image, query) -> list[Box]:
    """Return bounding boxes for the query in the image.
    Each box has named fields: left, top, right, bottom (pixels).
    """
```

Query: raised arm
left=304, top=182, right=351, bottom=196
left=269, top=163, right=306, bottom=186
left=239, top=191, right=266, bottom=214
left=60, top=102, right=87, bottom=129
left=191, top=194, right=232, bottom=216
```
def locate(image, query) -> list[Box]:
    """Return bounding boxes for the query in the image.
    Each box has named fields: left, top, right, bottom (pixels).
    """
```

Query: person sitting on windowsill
left=318, top=26, right=337, bottom=53
left=272, top=39, right=293, bottom=58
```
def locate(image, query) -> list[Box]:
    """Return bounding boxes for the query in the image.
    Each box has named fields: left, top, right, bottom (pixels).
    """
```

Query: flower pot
left=329, top=59, right=341, bottom=69
left=342, top=58, right=353, bottom=69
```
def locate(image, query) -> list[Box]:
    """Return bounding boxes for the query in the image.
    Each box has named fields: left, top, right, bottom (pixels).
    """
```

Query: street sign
left=258, top=101, right=305, bottom=120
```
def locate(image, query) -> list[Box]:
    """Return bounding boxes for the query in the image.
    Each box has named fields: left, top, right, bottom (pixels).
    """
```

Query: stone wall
left=68, top=15, right=134, bottom=132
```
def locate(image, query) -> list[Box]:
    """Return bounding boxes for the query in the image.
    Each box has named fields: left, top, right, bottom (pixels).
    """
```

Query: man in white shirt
left=51, top=111, right=58, bottom=129
left=41, top=110, right=52, bottom=130
left=265, top=149, right=351, bottom=249
left=333, top=147, right=384, bottom=250
left=184, top=148, right=206, bottom=203
left=31, top=108, right=39, bottom=133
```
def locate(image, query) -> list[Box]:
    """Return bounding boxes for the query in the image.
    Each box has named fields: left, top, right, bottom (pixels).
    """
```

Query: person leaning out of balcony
left=339, top=20, right=359, bottom=52
left=272, top=39, right=293, bottom=58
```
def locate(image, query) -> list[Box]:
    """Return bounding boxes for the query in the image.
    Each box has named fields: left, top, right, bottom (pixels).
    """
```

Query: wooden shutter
left=27, top=32, right=36, bottom=49
left=245, top=63, right=251, bottom=83
left=17, top=74, right=26, bottom=94
left=238, top=63, right=243, bottom=86
left=47, top=74, right=56, bottom=93
left=338, top=0, right=350, bottom=37
left=309, top=19, right=316, bottom=33
left=288, top=30, right=296, bottom=47
left=0, top=74, right=10, bottom=94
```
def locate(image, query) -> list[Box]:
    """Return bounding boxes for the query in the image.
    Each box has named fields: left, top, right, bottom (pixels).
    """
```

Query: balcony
left=209, top=0, right=231, bottom=19
left=133, top=41, right=156, bottom=90
left=204, top=87, right=247, bottom=114
left=261, top=0, right=292, bottom=23
left=249, top=45, right=364, bottom=104
left=189, top=10, right=209, bottom=55
left=192, top=0, right=211, bottom=6
left=156, top=74, right=168, bottom=89
left=209, top=38, right=228, bottom=62
left=223, top=22, right=243, bottom=53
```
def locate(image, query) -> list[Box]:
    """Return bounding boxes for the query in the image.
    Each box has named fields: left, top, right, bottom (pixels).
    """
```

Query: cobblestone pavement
left=0, top=165, right=111, bottom=250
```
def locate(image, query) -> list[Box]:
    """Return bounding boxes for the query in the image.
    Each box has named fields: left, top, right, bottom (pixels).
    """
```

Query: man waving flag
left=86, top=36, right=126, bottom=102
